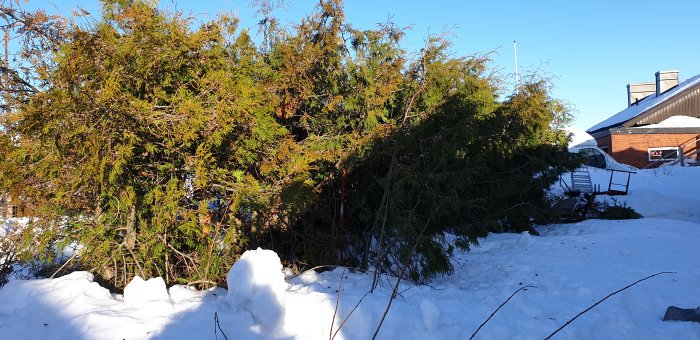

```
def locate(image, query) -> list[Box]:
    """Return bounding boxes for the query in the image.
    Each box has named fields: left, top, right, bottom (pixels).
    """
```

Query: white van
left=565, top=128, right=636, bottom=195
left=567, top=128, right=637, bottom=172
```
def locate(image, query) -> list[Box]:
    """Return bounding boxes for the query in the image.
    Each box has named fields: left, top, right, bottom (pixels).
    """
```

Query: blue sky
left=23, top=0, right=700, bottom=131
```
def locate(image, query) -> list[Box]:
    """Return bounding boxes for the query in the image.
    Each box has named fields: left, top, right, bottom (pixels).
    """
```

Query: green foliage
left=0, top=226, right=21, bottom=287
left=2, top=1, right=292, bottom=288
left=0, top=0, right=581, bottom=287
left=331, top=39, right=580, bottom=281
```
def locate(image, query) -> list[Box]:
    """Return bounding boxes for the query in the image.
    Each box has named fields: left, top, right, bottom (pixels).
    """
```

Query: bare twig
left=332, top=290, right=371, bottom=340
left=545, top=271, right=676, bottom=339
left=469, top=285, right=535, bottom=340
left=112, top=256, right=117, bottom=288
left=371, top=157, right=394, bottom=292
left=397, top=285, right=413, bottom=296
left=214, top=312, right=229, bottom=340
left=156, top=233, right=201, bottom=277
left=49, top=252, right=79, bottom=279
left=126, top=246, right=146, bottom=278
left=186, top=280, right=217, bottom=288
left=286, top=265, right=363, bottom=280
left=362, top=153, right=395, bottom=273
left=329, top=268, right=346, bottom=340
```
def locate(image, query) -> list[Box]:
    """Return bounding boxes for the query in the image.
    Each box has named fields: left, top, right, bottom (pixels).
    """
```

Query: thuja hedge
left=0, top=0, right=579, bottom=288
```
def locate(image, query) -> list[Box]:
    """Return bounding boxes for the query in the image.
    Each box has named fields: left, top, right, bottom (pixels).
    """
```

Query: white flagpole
left=513, top=40, right=520, bottom=94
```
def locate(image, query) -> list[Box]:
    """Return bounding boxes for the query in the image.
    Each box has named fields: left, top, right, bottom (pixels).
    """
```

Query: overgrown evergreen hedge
left=0, top=0, right=580, bottom=289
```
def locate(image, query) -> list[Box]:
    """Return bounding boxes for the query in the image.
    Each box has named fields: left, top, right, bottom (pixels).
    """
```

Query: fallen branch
left=545, top=271, right=676, bottom=339
left=470, top=285, right=535, bottom=340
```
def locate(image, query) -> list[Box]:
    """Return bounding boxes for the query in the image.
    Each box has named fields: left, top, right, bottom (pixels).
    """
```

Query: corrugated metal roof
left=587, top=74, right=700, bottom=134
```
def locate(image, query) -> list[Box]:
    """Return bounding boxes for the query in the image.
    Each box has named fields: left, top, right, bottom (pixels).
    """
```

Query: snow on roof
left=638, top=115, right=700, bottom=128
left=587, top=73, right=700, bottom=133
left=566, top=127, right=597, bottom=148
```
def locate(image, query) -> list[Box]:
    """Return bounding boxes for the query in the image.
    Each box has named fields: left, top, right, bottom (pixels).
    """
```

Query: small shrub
left=0, top=232, right=20, bottom=287
left=597, top=201, right=642, bottom=220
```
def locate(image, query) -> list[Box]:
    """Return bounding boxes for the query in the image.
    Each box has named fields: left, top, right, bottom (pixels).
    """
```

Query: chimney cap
left=655, top=70, right=680, bottom=96
left=655, top=70, right=680, bottom=78
left=627, top=81, right=655, bottom=88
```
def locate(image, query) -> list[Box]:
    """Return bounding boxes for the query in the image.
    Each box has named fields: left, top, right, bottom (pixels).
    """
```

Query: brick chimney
left=655, top=70, right=679, bottom=96
left=627, top=82, right=655, bottom=107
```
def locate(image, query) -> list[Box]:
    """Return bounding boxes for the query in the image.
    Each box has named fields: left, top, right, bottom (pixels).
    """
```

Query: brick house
left=1, top=194, right=22, bottom=218
left=587, top=70, right=700, bottom=169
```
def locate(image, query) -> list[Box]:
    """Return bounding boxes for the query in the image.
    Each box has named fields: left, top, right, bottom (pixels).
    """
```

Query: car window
left=578, top=148, right=607, bottom=169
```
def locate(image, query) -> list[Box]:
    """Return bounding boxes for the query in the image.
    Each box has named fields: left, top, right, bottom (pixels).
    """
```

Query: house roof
left=587, top=73, right=700, bottom=134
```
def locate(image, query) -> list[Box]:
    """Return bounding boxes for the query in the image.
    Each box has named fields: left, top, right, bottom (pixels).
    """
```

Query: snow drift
left=226, top=247, right=288, bottom=332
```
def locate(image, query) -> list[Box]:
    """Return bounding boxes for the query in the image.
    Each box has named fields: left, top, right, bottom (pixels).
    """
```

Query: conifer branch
left=372, top=207, right=438, bottom=340
left=0, top=66, right=39, bottom=93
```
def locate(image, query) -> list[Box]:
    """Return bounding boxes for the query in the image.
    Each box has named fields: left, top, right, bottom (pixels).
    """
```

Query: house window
left=648, top=147, right=679, bottom=162
left=577, top=148, right=607, bottom=169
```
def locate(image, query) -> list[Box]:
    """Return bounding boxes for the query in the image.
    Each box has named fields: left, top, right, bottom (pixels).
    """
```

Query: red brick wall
left=595, top=134, right=613, bottom=153
left=595, top=133, right=700, bottom=168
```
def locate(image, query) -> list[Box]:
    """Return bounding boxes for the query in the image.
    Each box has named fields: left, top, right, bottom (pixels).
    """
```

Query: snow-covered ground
left=565, top=165, right=700, bottom=225
left=1, top=167, right=699, bottom=339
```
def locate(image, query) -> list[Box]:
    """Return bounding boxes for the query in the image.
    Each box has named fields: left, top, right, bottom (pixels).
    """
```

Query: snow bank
left=566, top=127, right=597, bottom=149
left=419, top=298, right=441, bottom=331
left=2, top=168, right=700, bottom=339
left=617, top=167, right=700, bottom=224
left=123, top=276, right=171, bottom=305
left=226, top=247, right=287, bottom=332
left=558, top=166, right=700, bottom=224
